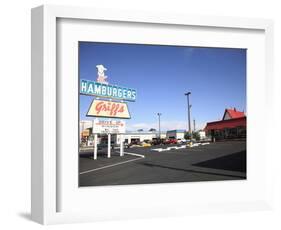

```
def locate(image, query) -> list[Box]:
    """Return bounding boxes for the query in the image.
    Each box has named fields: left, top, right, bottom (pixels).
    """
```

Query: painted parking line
left=123, top=151, right=145, bottom=158
left=152, top=143, right=210, bottom=152
left=79, top=151, right=145, bottom=175
left=152, top=145, right=186, bottom=152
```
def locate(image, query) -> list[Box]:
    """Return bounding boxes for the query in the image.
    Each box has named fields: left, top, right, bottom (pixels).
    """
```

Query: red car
left=164, top=139, right=177, bottom=144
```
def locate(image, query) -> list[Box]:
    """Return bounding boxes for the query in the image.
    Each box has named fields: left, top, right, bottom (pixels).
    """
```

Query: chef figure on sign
left=96, top=64, right=108, bottom=85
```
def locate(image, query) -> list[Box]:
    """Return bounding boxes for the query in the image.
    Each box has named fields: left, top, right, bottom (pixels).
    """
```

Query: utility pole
left=157, top=113, right=162, bottom=139
left=184, top=92, right=192, bottom=140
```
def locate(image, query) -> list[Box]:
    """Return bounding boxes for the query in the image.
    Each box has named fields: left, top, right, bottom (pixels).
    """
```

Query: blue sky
left=79, top=42, right=246, bottom=131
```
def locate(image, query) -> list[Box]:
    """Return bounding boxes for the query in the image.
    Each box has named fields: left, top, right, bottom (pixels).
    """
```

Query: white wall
left=118, top=133, right=157, bottom=144
left=199, top=131, right=206, bottom=139
left=176, top=133, right=185, bottom=139
left=80, top=120, right=93, bottom=131
left=167, top=131, right=185, bottom=139
left=1, top=0, right=280, bottom=230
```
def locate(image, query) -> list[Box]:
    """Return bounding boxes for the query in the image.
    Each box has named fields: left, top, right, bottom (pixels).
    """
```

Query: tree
left=192, top=132, right=200, bottom=141
left=149, top=128, right=156, bottom=132
left=184, top=132, right=191, bottom=140
left=137, top=129, right=144, bottom=132
left=184, top=131, right=200, bottom=141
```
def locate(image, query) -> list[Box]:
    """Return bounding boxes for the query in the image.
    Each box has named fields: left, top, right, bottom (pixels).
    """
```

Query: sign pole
left=107, top=133, right=111, bottom=158
left=93, top=134, right=97, bottom=160
left=120, top=134, right=124, bottom=156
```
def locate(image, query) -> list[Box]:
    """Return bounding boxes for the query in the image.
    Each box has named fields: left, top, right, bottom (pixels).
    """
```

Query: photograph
left=78, top=42, right=247, bottom=187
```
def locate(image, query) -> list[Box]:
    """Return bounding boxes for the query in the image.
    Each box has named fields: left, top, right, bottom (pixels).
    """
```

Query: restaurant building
left=204, top=108, right=246, bottom=140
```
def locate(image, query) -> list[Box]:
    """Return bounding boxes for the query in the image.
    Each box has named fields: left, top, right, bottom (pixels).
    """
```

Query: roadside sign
left=87, top=99, right=131, bottom=119
left=80, top=64, right=135, bottom=159
left=93, top=119, right=126, bottom=134
left=80, top=79, right=137, bottom=102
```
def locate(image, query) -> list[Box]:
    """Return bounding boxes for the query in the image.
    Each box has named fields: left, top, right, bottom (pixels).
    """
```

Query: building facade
left=166, top=130, right=185, bottom=140
left=116, top=132, right=166, bottom=144
left=205, top=108, right=246, bottom=140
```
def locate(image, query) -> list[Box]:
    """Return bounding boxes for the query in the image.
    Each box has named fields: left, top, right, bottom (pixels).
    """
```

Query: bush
left=184, top=131, right=200, bottom=141
left=184, top=132, right=191, bottom=140
left=192, top=132, right=200, bottom=141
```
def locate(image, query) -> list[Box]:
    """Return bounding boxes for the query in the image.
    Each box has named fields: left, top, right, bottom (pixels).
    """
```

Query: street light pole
left=193, top=119, right=196, bottom=132
left=184, top=92, right=192, bottom=140
left=157, top=113, right=162, bottom=139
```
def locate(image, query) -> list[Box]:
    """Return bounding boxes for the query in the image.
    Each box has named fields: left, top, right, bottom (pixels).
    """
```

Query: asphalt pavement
left=79, top=141, right=246, bottom=187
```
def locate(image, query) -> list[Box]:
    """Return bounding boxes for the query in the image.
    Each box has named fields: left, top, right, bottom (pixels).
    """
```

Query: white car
left=177, top=139, right=187, bottom=144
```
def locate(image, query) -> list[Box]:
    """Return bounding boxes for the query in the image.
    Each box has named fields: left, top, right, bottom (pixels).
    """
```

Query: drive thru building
left=204, top=108, right=246, bottom=140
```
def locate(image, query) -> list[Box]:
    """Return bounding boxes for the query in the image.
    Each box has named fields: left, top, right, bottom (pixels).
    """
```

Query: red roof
left=204, top=108, right=246, bottom=131
left=223, top=108, right=245, bottom=120
left=205, top=117, right=246, bottom=131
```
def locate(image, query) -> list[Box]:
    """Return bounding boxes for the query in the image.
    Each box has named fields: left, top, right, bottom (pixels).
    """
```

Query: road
left=79, top=141, right=246, bottom=187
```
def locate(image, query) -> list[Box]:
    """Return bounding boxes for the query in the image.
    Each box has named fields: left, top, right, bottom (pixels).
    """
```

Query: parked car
left=199, top=136, right=212, bottom=142
left=177, top=138, right=187, bottom=144
left=125, top=140, right=141, bottom=148
left=151, top=138, right=165, bottom=146
left=140, top=142, right=151, bottom=147
left=164, top=139, right=177, bottom=145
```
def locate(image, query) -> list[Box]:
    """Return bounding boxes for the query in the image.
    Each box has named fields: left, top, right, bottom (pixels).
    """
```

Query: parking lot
left=79, top=140, right=246, bottom=187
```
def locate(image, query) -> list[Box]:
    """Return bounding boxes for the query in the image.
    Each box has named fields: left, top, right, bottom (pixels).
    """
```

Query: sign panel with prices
left=93, top=119, right=126, bottom=134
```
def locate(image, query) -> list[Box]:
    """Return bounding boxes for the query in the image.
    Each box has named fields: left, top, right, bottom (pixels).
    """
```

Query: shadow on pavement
left=139, top=162, right=246, bottom=179
left=193, top=150, right=246, bottom=173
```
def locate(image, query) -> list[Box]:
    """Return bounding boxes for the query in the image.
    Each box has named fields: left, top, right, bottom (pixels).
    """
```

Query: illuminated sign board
left=93, top=119, right=126, bottom=134
left=87, top=99, right=131, bottom=119
left=80, top=79, right=137, bottom=102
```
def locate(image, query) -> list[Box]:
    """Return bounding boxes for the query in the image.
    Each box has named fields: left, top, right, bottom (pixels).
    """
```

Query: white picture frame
left=31, top=5, right=274, bottom=225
